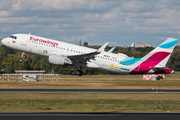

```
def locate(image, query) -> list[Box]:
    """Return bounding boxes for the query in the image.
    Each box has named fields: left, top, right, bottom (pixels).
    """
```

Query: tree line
left=0, top=45, right=179, bottom=74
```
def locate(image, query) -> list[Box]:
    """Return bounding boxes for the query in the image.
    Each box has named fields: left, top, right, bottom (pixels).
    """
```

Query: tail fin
left=130, top=38, right=178, bottom=74
left=143, top=38, right=178, bottom=67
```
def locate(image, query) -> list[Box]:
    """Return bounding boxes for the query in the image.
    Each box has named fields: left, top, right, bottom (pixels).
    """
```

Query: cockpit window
left=9, top=36, right=17, bottom=39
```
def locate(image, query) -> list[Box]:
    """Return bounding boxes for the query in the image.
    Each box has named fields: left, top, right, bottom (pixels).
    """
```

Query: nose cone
left=0, top=38, right=3, bottom=46
left=1, top=38, right=7, bottom=46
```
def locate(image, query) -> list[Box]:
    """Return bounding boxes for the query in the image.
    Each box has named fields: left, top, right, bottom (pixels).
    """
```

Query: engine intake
left=49, top=54, right=66, bottom=65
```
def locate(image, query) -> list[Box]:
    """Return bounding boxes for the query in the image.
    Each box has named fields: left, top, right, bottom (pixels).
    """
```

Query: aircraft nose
left=0, top=38, right=4, bottom=46
left=1, top=38, right=8, bottom=46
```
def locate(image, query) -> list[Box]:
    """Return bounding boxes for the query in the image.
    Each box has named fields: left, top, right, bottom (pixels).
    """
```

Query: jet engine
left=49, top=54, right=66, bottom=65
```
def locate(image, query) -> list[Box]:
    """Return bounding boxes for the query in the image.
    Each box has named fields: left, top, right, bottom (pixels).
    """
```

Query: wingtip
left=97, top=42, right=109, bottom=53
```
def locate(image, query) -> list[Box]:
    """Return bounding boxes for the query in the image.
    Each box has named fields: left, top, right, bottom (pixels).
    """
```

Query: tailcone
left=164, top=67, right=174, bottom=74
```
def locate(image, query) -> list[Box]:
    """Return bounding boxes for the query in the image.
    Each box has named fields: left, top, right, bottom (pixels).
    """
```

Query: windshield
left=9, top=36, right=17, bottom=39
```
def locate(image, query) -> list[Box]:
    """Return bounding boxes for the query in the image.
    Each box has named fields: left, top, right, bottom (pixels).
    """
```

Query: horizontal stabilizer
left=151, top=67, right=171, bottom=71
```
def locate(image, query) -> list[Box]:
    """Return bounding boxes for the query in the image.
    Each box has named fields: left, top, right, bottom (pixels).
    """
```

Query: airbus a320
left=1, top=33, right=178, bottom=76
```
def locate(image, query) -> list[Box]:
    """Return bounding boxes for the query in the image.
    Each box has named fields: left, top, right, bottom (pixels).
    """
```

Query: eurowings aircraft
left=1, top=33, right=178, bottom=76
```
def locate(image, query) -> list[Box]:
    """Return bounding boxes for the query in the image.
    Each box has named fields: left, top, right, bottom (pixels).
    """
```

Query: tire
left=76, top=70, right=83, bottom=76
left=20, top=59, right=23, bottom=63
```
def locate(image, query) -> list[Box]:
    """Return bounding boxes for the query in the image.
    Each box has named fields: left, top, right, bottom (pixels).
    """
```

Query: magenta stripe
left=130, top=52, right=170, bottom=74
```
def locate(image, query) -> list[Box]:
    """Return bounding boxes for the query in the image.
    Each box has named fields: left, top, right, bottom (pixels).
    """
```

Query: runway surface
left=0, top=89, right=180, bottom=93
left=0, top=112, right=180, bottom=120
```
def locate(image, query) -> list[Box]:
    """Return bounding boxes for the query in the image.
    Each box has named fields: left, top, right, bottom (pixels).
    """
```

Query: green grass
left=0, top=73, right=180, bottom=112
left=0, top=93, right=180, bottom=112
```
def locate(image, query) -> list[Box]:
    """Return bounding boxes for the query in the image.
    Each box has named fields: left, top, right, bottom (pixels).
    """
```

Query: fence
left=143, top=74, right=165, bottom=80
left=0, top=74, right=61, bottom=82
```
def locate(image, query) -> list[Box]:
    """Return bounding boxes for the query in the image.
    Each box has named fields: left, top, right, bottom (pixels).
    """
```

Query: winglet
left=108, top=47, right=115, bottom=53
left=97, top=42, right=109, bottom=53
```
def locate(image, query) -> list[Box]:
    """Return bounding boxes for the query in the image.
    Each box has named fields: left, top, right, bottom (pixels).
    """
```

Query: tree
left=0, top=47, right=6, bottom=70
left=84, top=42, right=88, bottom=47
left=167, top=46, right=180, bottom=71
left=3, top=54, right=15, bottom=73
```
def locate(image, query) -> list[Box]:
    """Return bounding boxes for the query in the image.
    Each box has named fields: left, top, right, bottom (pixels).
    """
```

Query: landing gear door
left=21, top=34, right=30, bottom=46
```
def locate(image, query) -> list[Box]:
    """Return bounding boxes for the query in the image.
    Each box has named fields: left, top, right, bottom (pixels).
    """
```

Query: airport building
left=136, top=44, right=152, bottom=48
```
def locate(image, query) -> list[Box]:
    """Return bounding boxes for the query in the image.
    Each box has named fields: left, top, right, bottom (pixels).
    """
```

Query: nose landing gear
left=20, top=52, right=25, bottom=63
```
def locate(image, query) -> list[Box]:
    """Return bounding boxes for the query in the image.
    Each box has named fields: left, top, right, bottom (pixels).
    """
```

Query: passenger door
left=21, top=34, right=30, bottom=46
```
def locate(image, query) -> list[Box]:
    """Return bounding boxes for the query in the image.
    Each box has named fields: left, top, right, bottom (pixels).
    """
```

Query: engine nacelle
left=49, top=54, right=65, bottom=65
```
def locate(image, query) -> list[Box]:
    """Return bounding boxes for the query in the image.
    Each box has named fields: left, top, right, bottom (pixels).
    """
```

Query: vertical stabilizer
left=144, top=38, right=178, bottom=67
left=130, top=38, right=178, bottom=74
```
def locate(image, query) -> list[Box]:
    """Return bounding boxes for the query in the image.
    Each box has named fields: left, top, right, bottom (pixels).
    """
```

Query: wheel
left=20, top=59, right=23, bottom=63
left=75, top=70, right=83, bottom=76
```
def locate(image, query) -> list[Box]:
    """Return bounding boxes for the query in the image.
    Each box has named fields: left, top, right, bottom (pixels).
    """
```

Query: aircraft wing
left=67, top=42, right=109, bottom=63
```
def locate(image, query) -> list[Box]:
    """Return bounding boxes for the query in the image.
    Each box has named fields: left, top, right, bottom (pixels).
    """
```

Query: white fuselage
left=1, top=34, right=142, bottom=74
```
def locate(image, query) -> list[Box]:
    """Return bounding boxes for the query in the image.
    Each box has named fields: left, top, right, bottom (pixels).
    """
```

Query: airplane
left=1, top=33, right=178, bottom=76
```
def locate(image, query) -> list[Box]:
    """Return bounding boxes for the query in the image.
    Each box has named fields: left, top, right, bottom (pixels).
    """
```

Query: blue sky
left=0, top=0, right=180, bottom=46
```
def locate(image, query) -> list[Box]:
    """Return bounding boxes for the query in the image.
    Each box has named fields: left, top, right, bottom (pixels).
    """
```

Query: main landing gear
left=75, top=62, right=83, bottom=76
left=75, top=70, right=83, bottom=76
left=20, top=52, right=25, bottom=63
